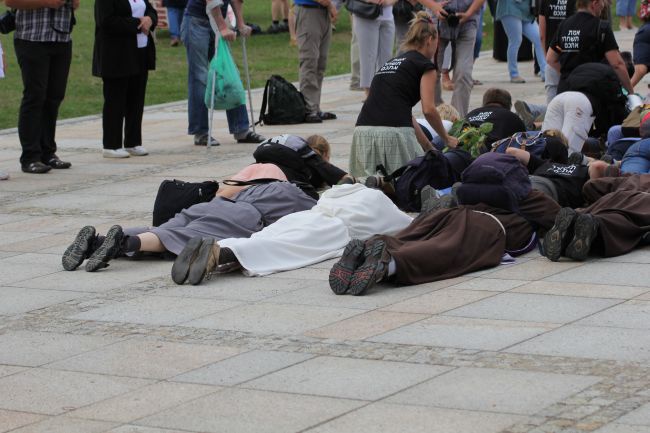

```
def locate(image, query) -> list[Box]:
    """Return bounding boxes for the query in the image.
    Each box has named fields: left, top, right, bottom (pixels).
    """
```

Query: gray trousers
left=544, top=67, right=560, bottom=104
left=351, top=19, right=360, bottom=87
left=434, top=24, right=477, bottom=117
left=296, top=6, right=332, bottom=115
left=353, top=16, right=395, bottom=88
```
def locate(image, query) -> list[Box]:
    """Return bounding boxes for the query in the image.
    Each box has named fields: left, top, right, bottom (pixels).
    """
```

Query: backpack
left=152, top=179, right=220, bottom=226
left=257, top=75, right=307, bottom=125
left=253, top=135, right=314, bottom=182
left=491, top=131, right=548, bottom=157
left=388, top=149, right=460, bottom=212
left=458, top=153, right=531, bottom=213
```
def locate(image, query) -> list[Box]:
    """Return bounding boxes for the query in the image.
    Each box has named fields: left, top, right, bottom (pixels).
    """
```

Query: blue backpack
left=491, top=131, right=547, bottom=157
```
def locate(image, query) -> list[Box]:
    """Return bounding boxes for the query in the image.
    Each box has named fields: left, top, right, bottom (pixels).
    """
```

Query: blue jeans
left=166, top=7, right=184, bottom=39
left=180, top=14, right=250, bottom=136
left=500, top=15, right=546, bottom=79
left=474, top=5, right=484, bottom=59
left=621, top=139, right=650, bottom=174
left=616, top=0, right=636, bottom=16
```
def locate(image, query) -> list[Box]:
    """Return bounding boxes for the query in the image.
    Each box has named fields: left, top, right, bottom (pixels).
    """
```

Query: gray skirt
left=349, top=126, right=423, bottom=177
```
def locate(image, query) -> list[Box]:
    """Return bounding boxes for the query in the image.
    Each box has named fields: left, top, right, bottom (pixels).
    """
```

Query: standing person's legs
left=124, top=50, right=149, bottom=149
left=350, top=18, right=361, bottom=88
left=296, top=7, right=322, bottom=117
left=167, top=7, right=183, bottom=43
left=316, top=11, right=332, bottom=105
left=451, top=25, right=477, bottom=117
left=226, top=105, right=253, bottom=139
left=500, top=15, right=523, bottom=80
left=377, top=19, right=395, bottom=70
left=434, top=38, right=450, bottom=105
left=521, top=20, right=546, bottom=79
left=354, top=15, right=379, bottom=90
left=102, top=76, right=129, bottom=150
left=394, top=20, right=408, bottom=55
left=544, top=67, right=560, bottom=103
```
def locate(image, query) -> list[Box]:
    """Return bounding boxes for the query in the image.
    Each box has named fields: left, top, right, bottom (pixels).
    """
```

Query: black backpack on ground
left=152, top=179, right=220, bottom=226
left=257, top=75, right=307, bottom=125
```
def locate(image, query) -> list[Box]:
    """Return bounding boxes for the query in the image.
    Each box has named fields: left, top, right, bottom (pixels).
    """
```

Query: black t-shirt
left=356, top=50, right=436, bottom=128
left=550, top=12, right=618, bottom=80
left=465, top=105, right=527, bottom=146
left=305, top=156, right=347, bottom=188
left=530, top=159, right=590, bottom=208
left=539, top=0, right=576, bottom=51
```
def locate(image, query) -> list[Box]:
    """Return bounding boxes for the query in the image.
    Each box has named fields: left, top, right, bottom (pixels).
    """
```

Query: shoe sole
left=543, top=208, right=576, bottom=262
left=349, top=240, right=388, bottom=296
left=188, top=238, right=217, bottom=285
left=329, top=239, right=365, bottom=295
left=62, top=226, right=96, bottom=271
left=85, top=225, right=123, bottom=272
left=565, top=215, right=598, bottom=261
left=514, top=101, right=535, bottom=130
left=171, top=237, right=203, bottom=285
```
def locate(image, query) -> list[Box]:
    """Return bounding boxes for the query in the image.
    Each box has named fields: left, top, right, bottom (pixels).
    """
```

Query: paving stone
left=544, top=262, right=650, bottom=287
left=0, top=287, right=85, bottom=315
left=0, top=365, right=26, bottom=378
left=244, top=356, right=451, bottom=400
left=616, top=403, right=650, bottom=426
left=183, top=303, right=362, bottom=335
left=381, top=289, right=498, bottom=314
left=173, top=350, right=314, bottom=386
left=0, top=331, right=119, bottom=367
left=387, top=367, right=601, bottom=415
left=576, top=300, right=650, bottom=329
left=47, top=339, right=240, bottom=379
left=0, top=409, right=45, bottom=433
left=307, top=402, right=528, bottom=433
left=0, top=368, right=151, bottom=415
left=106, top=426, right=193, bottom=433
left=444, top=293, right=620, bottom=323
left=136, top=388, right=366, bottom=433
left=512, top=281, right=649, bottom=299
left=446, top=278, right=530, bottom=292
left=593, top=424, right=650, bottom=433
left=602, top=248, right=650, bottom=264
left=369, top=316, right=557, bottom=351
left=69, top=295, right=241, bottom=326
left=8, top=416, right=117, bottom=433
left=305, top=310, right=428, bottom=340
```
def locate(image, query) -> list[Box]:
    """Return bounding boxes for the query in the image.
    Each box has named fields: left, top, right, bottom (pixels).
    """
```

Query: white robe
left=219, top=184, right=413, bottom=276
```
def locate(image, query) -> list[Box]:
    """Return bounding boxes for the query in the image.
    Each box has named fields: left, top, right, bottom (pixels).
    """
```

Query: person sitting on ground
left=349, top=12, right=458, bottom=178
left=170, top=183, right=413, bottom=285
left=61, top=164, right=318, bottom=273
left=464, top=88, right=527, bottom=147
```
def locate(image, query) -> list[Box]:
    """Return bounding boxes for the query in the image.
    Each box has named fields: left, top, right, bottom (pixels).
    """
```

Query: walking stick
left=208, top=68, right=217, bottom=149
left=240, top=35, right=256, bottom=134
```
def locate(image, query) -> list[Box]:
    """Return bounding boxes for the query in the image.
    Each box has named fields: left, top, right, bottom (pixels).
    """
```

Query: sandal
left=21, top=161, right=51, bottom=174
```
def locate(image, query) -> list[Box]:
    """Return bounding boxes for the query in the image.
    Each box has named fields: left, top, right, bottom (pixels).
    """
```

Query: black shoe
left=47, top=156, right=71, bottom=169
left=85, top=225, right=124, bottom=272
left=267, top=22, right=282, bottom=33
left=542, top=208, right=577, bottom=262
left=171, top=236, right=203, bottom=284
left=568, top=152, right=585, bottom=166
left=514, top=100, right=535, bottom=131
left=62, top=226, right=96, bottom=271
left=194, top=134, right=220, bottom=146
left=364, top=175, right=384, bottom=190
left=188, top=238, right=219, bottom=285
left=565, top=214, right=599, bottom=261
left=329, top=239, right=365, bottom=295
left=237, top=131, right=266, bottom=143
left=349, top=239, right=390, bottom=296
left=304, top=113, right=323, bottom=123
left=318, top=111, right=337, bottom=120
left=21, top=161, right=51, bottom=174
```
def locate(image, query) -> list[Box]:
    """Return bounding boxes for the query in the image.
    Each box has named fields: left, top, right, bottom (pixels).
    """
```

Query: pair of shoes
left=103, top=148, right=130, bottom=158
left=21, top=161, right=51, bottom=174
left=514, top=100, right=535, bottom=131
left=194, top=134, right=220, bottom=146
left=420, top=193, right=457, bottom=214
left=565, top=214, right=598, bottom=261
left=267, top=22, right=282, bottom=33
left=510, top=76, right=526, bottom=84
left=278, top=21, right=289, bottom=32
left=348, top=239, right=390, bottom=296
left=442, top=74, right=454, bottom=91
left=349, top=84, right=363, bottom=91
left=85, top=225, right=124, bottom=272
left=170, top=37, right=180, bottom=47
left=318, top=111, right=337, bottom=121
left=172, top=237, right=223, bottom=285
left=472, top=78, right=483, bottom=86
left=329, top=239, right=366, bottom=295
left=237, top=131, right=266, bottom=143
left=542, top=208, right=577, bottom=262
left=304, top=113, right=323, bottom=123
left=62, top=226, right=97, bottom=270
left=47, top=155, right=71, bottom=169
left=125, top=146, right=149, bottom=156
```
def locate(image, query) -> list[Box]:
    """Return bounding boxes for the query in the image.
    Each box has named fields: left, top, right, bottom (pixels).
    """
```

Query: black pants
left=102, top=48, right=148, bottom=149
left=14, top=39, right=72, bottom=166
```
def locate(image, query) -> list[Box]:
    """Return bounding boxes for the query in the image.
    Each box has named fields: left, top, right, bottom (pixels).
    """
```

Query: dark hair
left=621, top=51, right=635, bottom=77
left=482, top=88, right=512, bottom=110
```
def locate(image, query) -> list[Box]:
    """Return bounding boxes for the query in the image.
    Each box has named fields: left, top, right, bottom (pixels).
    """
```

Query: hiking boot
left=171, top=236, right=203, bottom=285
left=364, top=175, right=384, bottom=190
left=349, top=239, right=390, bottom=296
left=542, top=208, right=577, bottom=262
left=329, top=239, right=365, bottom=295
left=565, top=213, right=599, bottom=261
left=420, top=191, right=457, bottom=214
left=514, top=100, right=535, bottom=131
left=62, top=226, right=96, bottom=271
left=568, top=152, right=585, bottom=166
left=187, top=238, right=219, bottom=285
left=85, top=225, right=124, bottom=272
left=267, top=22, right=282, bottom=33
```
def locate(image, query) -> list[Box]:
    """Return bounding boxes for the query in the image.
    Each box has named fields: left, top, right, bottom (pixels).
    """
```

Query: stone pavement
left=1, top=31, right=650, bottom=433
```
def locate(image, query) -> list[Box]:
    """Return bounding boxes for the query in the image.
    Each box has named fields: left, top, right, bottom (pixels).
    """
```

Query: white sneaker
left=125, top=146, right=149, bottom=156
left=103, top=148, right=130, bottom=158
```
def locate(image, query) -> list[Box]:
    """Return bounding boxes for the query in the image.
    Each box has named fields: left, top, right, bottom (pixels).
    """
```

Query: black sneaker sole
left=349, top=240, right=388, bottom=296
left=543, top=208, right=576, bottom=262
left=188, top=238, right=216, bottom=285
left=171, top=237, right=203, bottom=285
left=62, top=226, right=96, bottom=271
left=85, top=225, right=123, bottom=272
left=329, top=239, right=365, bottom=295
left=565, top=214, right=598, bottom=261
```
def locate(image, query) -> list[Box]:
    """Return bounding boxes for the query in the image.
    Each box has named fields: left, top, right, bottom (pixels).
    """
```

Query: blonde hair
left=542, top=129, right=569, bottom=147
left=436, top=103, right=460, bottom=122
left=400, top=11, right=437, bottom=53
left=306, top=135, right=331, bottom=161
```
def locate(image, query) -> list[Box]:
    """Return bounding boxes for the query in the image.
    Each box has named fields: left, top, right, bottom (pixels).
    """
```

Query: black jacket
left=92, top=0, right=157, bottom=78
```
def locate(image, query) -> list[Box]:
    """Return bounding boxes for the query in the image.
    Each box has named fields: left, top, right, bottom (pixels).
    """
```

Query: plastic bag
left=205, top=37, right=246, bottom=110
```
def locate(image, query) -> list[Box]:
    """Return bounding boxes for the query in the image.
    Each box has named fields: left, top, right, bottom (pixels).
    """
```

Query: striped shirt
left=15, top=4, right=73, bottom=42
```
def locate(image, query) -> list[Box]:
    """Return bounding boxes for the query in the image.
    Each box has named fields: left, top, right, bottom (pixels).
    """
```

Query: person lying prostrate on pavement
left=464, top=88, right=527, bottom=147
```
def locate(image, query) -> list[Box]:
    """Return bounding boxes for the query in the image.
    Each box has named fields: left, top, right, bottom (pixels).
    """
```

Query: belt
left=298, top=3, right=327, bottom=9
